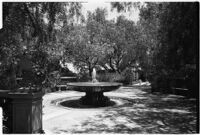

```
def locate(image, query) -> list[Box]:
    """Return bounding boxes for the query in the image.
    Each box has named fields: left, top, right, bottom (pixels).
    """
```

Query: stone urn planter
left=0, top=55, right=47, bottom=133
left=0, top=88, right=44, bottom=134
left=8, top=90, right=44, bottom=133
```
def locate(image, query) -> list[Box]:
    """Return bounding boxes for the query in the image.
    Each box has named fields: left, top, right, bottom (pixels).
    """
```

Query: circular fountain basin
left=67, top=82, right=122, bottom=106
left=67, top=82, right=122, bottom=92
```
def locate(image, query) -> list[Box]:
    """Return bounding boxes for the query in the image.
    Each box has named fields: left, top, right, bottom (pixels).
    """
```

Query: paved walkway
left=43, top=86, right=197, bottom=134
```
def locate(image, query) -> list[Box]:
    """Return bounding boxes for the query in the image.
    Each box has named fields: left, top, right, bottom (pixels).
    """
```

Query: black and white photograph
left=0, top=1, right=198, bottom=134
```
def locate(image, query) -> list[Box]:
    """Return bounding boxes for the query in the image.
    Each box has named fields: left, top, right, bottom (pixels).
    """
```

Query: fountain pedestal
left=67, top=82, right=122, bottom=107
left=80, top=91, right=110, bottom=106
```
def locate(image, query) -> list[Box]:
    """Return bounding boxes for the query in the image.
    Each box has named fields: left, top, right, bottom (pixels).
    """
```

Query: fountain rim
left=67, top=82, right=122, bottom=87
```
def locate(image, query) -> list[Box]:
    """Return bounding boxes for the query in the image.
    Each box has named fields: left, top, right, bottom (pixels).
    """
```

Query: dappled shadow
left=52, top=87, right=197, bottom=134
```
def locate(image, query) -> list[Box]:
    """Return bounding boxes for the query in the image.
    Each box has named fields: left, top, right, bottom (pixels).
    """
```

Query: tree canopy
left=0, top=2, right=198, bottom=95
left=111, top=2, right=198, bottom=96
left=59, top=7, right=146, bottom=77
left=0, top=2, right=82, bottom=89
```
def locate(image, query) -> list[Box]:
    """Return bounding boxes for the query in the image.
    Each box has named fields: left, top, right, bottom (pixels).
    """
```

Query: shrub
left=148, top=69, right=172, bottom=93
left=42, top=70, right=61, bottom=93
left=97, top=72, right=122, bottom=82
left=77, top=72, right=91, bottom=82
left=121, top=68, right=133, bottom=84
left=0, top=73, right=17, bottom=90
left=76, top=69, right=139, bottom=85
left=60, top=68, right=77, bottom=77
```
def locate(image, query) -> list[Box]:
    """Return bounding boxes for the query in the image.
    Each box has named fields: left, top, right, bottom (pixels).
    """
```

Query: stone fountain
left=67, top=68, right=122, bottom=106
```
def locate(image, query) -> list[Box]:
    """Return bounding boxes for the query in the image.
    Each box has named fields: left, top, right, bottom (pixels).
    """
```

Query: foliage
left=139, top=2, right=198, bottom=95
left=59, top=5, right=149, bottom=80
left=97, top=72, right=125, bottom=83
left=111, top=2, right=198, bottom=96
left=60, top=67, right=77, bottom=76
left=97, top=69, right=137, bottom=85
left=77, top=72, right=91, bottom=82
left=0, top=2, right=82, bottom=90
left=43, top=70, right=61, bottom=92
left=111, top=2, right=141, bottom=12
left=62, top=8, right=114, bottom=77
left=64, top=26, right=111, bottom=75
left=120, top=68, right=134, bottom=84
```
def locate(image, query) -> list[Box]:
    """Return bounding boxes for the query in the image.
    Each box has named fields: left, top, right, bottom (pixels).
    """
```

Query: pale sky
left=81, top=1, right=140, bottom=23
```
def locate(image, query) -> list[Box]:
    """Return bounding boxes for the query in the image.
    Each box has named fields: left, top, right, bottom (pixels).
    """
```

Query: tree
left=60, top=8, right=114, bottom=77
left=139, top=3, right=198, bottom=72
left=63, top=25, right=112, bottom=77
left=102, top=15, right=148, bottom=74
left=139, top=2, right=198, bottom=95
left=0, top=2, right=82, bottom=89
left=111, top=2, right=141, bottom=12
left=62, top=9, right=145, bottom=76
left=111, top=2, right=198, bottom=94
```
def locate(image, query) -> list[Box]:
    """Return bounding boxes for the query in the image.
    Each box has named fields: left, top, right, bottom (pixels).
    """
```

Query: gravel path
left=43, top=86, right=197, bottom=134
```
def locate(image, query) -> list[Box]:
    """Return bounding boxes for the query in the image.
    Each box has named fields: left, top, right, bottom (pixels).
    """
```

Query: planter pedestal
left=7, top=92, right=44, bottom=133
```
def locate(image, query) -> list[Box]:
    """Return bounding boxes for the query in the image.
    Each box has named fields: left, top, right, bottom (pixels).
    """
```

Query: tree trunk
left=88, top=63, right=92, bottom=77
left=109, top=58, right=115, bottom=72
left=10, top=64, right=17, bottom=90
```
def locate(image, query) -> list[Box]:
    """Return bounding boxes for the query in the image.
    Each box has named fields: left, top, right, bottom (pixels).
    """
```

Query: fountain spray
left=92, top=68, right=98, bottom=83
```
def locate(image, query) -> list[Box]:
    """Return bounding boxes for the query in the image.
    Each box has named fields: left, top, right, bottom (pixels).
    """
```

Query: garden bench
left=55, top=76, right=76, bottom=91
left=60, top=76, right=77, bottom=82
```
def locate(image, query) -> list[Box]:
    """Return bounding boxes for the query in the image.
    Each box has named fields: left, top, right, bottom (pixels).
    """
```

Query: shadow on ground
left=53, top=86, right=197, bottom=134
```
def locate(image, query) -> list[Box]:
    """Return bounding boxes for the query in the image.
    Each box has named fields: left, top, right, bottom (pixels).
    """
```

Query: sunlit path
left=43, top=86, right=196, bottom=134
